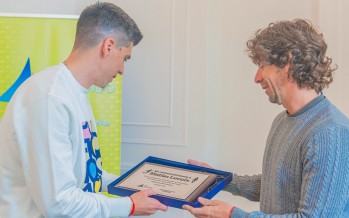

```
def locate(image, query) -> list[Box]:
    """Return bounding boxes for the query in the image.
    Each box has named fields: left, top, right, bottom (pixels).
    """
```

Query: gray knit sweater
left=224, top=96, right=349, bottom=217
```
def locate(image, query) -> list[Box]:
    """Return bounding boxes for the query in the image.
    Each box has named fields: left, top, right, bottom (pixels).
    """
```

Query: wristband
left=229, top=206, right=235, bottom=217
left=129, top=197, right=135, bottom=216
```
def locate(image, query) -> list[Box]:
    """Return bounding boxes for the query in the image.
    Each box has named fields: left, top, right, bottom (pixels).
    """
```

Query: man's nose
left=118, top=64, right=124, bottom=75
left=254, top=68, right=262, bottom=83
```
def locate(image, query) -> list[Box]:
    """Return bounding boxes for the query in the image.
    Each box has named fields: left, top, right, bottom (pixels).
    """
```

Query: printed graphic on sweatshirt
left=82, top=120, right=102, bottom=193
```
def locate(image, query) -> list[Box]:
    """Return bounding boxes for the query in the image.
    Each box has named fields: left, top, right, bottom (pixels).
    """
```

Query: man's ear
left=101, top=37, right=116, bottom=57
left=284, top=53, right=293, bottom=80
left=285, top=53, right=292, bottom=72
left=283, top=63, right=290, bottom=73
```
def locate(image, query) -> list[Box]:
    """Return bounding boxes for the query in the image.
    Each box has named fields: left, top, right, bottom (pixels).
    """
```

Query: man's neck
left=283, top=88, right=318, bottom=115
left=64, top=48, right=99, bottom=89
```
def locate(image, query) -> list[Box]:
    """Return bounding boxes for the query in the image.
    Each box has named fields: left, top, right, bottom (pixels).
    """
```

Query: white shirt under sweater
left=0, top=63, right=131, bottom=217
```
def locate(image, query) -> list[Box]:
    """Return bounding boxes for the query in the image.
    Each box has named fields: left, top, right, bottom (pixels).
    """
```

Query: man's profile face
left=96, top=42, right=133, bottom=88
left=254, top=61, right=288, bottom=105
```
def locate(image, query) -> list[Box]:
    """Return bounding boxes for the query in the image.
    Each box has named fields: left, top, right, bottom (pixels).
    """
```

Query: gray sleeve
left=223, top=173, right=261, bottom=202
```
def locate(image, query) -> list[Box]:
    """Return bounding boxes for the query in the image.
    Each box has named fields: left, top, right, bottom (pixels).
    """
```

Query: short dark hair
left=246, top=19, right=337, bottom=93
left=74, top=2, right=143, bottom=49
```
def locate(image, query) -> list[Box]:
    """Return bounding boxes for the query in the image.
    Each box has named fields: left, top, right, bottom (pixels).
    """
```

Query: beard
left=268, top=93, right=282, bottom=105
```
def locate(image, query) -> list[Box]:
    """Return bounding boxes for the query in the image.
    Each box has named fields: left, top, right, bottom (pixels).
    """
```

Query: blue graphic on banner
left=0, top=58, right=31, bottom=102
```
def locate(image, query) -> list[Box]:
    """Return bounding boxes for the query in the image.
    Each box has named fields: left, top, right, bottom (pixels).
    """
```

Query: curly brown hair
left=246, top=19, right=337, bottom=93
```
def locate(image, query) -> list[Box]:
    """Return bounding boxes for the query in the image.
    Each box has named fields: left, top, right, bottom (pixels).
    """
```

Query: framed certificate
left=108, top=156, right=233, bottom=208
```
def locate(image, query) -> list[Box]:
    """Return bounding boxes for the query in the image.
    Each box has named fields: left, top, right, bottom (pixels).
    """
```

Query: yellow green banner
left=0, top=15, right=121, bottom=176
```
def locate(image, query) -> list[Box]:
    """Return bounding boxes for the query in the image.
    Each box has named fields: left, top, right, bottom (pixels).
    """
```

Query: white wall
left=1, top=0, right=348, bottom=217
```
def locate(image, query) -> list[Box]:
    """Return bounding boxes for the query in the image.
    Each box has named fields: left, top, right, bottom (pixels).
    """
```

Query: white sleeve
left=14, top=96, right=131, bottom=217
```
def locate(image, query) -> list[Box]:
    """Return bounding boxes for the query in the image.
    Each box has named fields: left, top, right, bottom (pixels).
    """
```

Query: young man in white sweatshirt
left=0, top=2, right=167, bottom=217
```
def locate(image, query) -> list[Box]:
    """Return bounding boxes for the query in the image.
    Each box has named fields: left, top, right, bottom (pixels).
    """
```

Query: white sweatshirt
left=0, top=63, right=131, bottom=217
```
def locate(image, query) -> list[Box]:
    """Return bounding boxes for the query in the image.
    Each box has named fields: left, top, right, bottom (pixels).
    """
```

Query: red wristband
left=129, top=197, right=135, bottom=216
left=230, top=206, right=235, bottom=217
